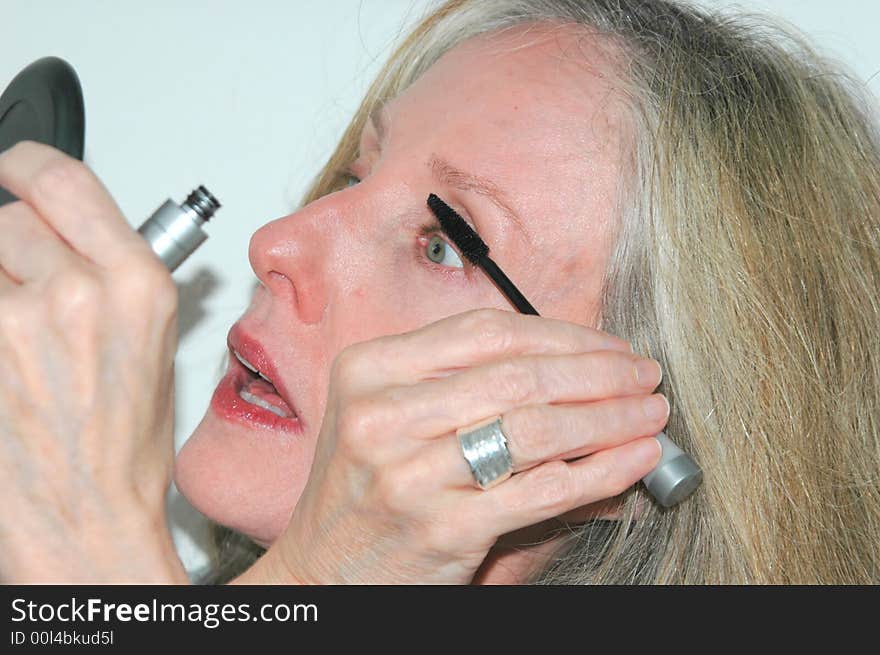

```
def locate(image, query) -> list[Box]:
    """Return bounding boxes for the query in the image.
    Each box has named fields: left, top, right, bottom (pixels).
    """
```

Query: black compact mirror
left=0, top=56, right=85, bottom=207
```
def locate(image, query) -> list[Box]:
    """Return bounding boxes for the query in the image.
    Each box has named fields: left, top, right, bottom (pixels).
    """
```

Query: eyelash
left=341, top=168, right=471, bottom=275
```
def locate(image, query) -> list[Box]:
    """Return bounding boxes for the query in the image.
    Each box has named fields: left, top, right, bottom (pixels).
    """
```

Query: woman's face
left=174, top=26, right=629, bottom=545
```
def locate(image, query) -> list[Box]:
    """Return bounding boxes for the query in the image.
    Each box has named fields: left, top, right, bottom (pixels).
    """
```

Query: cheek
left=334, top=274, right=437, bottom=343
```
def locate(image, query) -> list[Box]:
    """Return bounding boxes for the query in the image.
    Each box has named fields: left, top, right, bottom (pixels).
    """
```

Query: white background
left=3, top=1, right=878, bottom=578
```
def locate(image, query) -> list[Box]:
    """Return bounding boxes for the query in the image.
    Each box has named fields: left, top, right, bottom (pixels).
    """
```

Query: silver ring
left=456, top=415, right=514, bottom=490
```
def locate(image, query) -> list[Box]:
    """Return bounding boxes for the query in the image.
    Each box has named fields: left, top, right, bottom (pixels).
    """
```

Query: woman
left=0, top=0, right=877, bottom=584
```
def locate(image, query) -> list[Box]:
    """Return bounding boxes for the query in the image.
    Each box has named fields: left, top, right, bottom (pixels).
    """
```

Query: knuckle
left=117, top=262, right=178, bottom=316
left=507, top=406, right=551, bottom=462
left=463, top=308, right=515, bottom=353
left=331, top=342, right=371, bottom=391
left=128, top=258, right=172, bottom=289
left=595, top=400, right=626, bottom=438
left=335, top=396, right=386, bottom=451
left=46, top=269, right=101, bottom=314
left=418, top=518, right=458, bottom=554
left=590, top=457, right=632, bottom=498
left=586, top=350, right=624, bottom=393
left=525, top=461, right=574, bottom=515
left=359, top=334, right=396, bottom=375
left=0, top=200, right=27, bottom=227
left=9, top=140, right=50, bottom=158
left=618, top=352, right=642, bottom=386
left=33, top=155, right=92, bottom=201
left=152, top=274, right=178, bottom=318
left=491, top=359, right=539, bottom=406
left=372, top=467, right=415, bottom=513
left=608, top=464, right=637, bottom=497
left=0, top=297, right=28, bottom=336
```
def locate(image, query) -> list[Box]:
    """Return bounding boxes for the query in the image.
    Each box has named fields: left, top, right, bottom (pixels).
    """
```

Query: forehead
left=389, top=25, right=626, bottom=149
left=430, top=25, right=616, bottom=103
left=382, top=25, right=630, bottom=310
left=384, top=24, right=629, bottom=226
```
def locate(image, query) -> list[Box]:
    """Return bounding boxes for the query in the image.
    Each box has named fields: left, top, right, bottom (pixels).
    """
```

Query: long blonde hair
left=209, top=0, right=880, bottom=583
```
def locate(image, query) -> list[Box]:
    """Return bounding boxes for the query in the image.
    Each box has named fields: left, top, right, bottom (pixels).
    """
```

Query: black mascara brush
left=426, top=193, right=539, bottom=316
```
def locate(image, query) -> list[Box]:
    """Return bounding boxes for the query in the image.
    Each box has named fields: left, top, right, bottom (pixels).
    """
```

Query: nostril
left=266, top=270, right=296, bottom=300
left=265, top=269, right=308, bottom=319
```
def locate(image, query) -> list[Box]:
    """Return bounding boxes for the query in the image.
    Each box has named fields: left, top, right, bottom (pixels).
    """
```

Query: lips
left=208, top=326, right=304, bottom=434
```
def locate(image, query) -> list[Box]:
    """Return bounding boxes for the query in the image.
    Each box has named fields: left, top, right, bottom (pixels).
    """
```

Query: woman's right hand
left=237, top=308, right=666, bottom=584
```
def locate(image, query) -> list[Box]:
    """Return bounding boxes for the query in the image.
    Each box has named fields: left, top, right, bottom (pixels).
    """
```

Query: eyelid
left=345, top=159, right=363, bottom=177
left=340, top=161, right=367, bottom=188
left=345, top=149, right=377, bottom=181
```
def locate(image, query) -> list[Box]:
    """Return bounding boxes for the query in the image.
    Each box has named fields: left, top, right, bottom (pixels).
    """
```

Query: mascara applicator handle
left=481, top=257, right=539, bottom=315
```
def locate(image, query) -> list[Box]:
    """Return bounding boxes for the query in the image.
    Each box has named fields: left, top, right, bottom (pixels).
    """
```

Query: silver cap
left=641, top=432, right=703, bottom=507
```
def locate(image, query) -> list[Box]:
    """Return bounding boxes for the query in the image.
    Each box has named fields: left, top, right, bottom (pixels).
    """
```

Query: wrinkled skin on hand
left=0, top=142, right=187, bottom=583
left=235, top=309, right=664, bottom=584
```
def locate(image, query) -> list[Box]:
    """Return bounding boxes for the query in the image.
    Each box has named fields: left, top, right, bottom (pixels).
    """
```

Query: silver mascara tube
left=642, top=432, right=703, bottom=507
left=137, top=186, right=221, bottom=272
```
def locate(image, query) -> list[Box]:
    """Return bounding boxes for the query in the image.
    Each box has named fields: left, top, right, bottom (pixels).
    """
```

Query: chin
left=174, top=409, right=316, bottom=547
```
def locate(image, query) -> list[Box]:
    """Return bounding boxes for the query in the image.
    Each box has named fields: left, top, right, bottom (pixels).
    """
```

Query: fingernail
left=648, top=437, right=664, bottom=463
left=635, top=437, right=663, bottom=466
left=635, top=358, right=662, bottom=388
left=642, top=393, right=669, bottom=420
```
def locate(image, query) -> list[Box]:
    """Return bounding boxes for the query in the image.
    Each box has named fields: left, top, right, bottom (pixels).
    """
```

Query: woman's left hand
left=0, top=142, right=188, bottom=583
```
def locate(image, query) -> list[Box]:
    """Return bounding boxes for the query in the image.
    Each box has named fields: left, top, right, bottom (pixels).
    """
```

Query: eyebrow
left=368, top=107, right=531, bottom=243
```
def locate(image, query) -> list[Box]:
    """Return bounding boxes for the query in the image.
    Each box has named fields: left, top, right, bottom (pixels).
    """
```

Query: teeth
left=234, top=349, right=274, bottom=384
left=234, top=350, right=259, bottom=374
left=239, top=390, right=289, bottom=418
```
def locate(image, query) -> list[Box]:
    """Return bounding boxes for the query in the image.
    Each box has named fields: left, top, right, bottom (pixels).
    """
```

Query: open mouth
left=232, top=349, right=298, bottom=419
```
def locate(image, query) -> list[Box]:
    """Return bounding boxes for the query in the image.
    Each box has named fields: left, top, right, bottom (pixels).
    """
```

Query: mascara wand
left=427, top=194, right=538, bottom=315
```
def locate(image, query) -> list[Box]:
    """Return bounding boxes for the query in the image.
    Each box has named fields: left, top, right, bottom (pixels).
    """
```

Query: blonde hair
left=209, top=0, right=880, bottom=583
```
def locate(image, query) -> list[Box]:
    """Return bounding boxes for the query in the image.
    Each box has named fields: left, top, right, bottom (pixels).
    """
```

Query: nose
left=248, top=203, right=332, bottom=325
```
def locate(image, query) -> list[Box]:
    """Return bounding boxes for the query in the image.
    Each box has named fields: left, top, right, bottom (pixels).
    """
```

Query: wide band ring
left=456, top=415, right=514, bottom=490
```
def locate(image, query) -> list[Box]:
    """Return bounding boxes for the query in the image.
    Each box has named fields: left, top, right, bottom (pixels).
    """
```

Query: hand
left=0, top=142, right=187, bottom=583
left=239, top=308, right=666, bottom=584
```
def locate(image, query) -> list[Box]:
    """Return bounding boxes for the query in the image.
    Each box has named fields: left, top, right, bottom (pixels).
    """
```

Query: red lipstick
left=209, top=326, right=304, bottom=434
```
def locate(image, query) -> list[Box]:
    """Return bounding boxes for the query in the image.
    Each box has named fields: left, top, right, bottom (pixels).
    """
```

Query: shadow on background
left=176, top=266, right=221, bottom=340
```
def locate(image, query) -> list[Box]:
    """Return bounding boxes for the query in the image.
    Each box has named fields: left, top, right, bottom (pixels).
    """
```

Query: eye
left=345, top=172, right=361, bottom=188
left=425, top=234, right=464, bottom=269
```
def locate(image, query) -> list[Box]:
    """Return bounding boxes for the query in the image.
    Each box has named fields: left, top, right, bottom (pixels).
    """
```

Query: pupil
left=429, top=236, right=444, bottom=262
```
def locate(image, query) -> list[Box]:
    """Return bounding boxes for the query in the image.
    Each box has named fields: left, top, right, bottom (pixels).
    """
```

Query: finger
left=0, top=266, right=17, bottom=292
left=415, top=393, right=668, bottom=489
left=470, top=436, right=661, bottom=536
left=344, top=308, right=633, bottom=389
left=502, top=393, right=670, bottom=470
left=368, top=349, right=663, bottom=443
left=0, top=141, right=147, bottom=267
left=0, top=201, right=81, bottom=283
